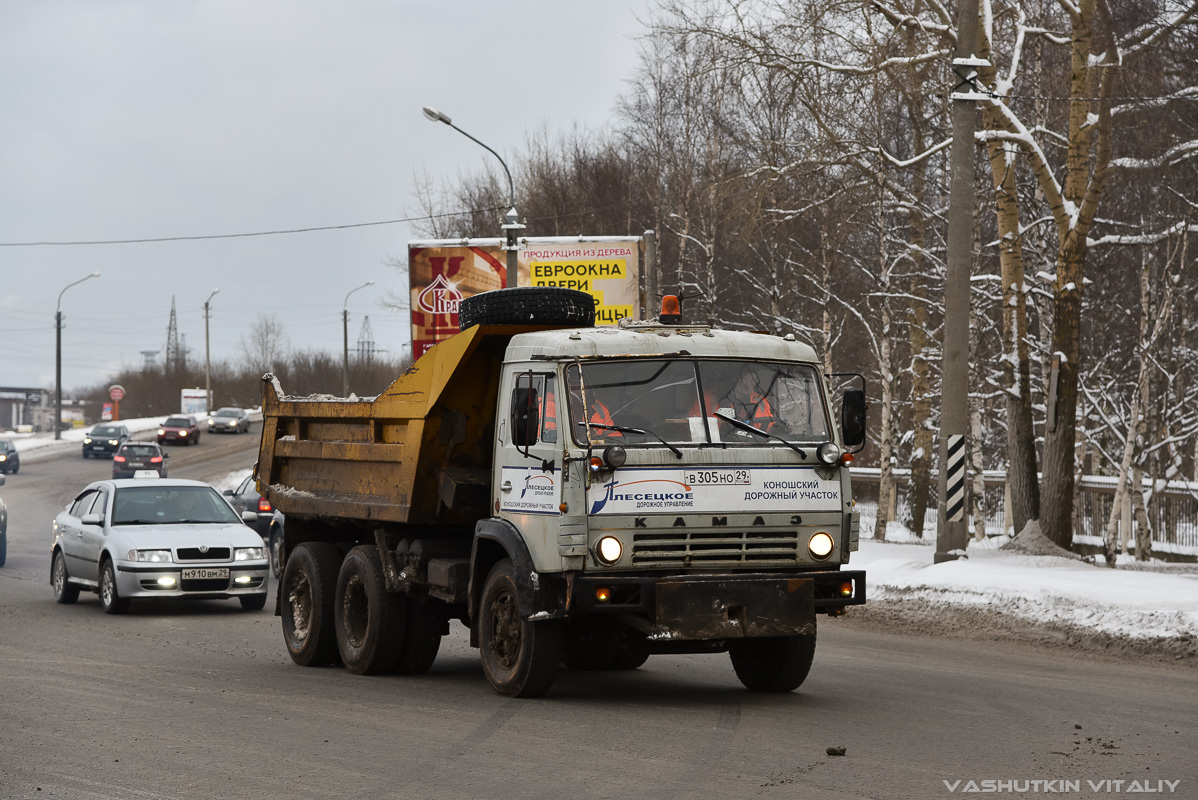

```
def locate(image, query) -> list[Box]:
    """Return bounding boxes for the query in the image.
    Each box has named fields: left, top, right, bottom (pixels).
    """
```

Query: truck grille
left=176, top=547, right=231, bottom=561
left=631, top=530, right=799, bottom=567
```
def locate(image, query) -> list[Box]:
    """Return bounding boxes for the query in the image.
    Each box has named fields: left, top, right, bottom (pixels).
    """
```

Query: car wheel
left=334, top=545, right=405, bottom=675
left=240, top=594, right=267, bottom=611
left=52, top=550, right=80, bottom=603
left=10, top=463, right=17, bottom=474
left=478, top=558, right=562, bottom=697
left=729, top=631, right=816, bottom=692
left=99, top=559, right=130, bottom=614
left=269, top=528, right=283, bottom=580
left=281, top=541, right=342, bottom=667
left=82, top=451, right=89, bottom=459
left=0, top=529, right=7, bottom=568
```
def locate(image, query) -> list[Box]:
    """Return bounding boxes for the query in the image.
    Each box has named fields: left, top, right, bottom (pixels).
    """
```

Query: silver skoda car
left=50, top=477, right=269, bottom=613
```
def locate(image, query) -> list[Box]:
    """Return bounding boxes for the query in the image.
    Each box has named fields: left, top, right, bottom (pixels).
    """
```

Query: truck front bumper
left=565, top=569, right=866, bottom=640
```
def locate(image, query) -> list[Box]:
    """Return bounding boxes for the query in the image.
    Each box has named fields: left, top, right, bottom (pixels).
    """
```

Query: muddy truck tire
left=478, top=559, right=563, bottom=697
left=729, top=630, right=817, bottom=692
left=282, top=541, right=342, bottom=667
left=458, top=287, right=595, bottom=330
left=334, top=546, right=406, bottom=675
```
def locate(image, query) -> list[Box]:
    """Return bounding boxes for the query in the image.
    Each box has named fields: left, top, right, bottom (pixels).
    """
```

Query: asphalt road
left=1, top=433, right=1195, bottom=800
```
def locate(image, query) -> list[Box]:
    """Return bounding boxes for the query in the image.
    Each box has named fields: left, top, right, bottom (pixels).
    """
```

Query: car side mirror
left=81, top=513, right=103, bottom=526
left=163, top=452, right=170, bottom=458
left=511, top=385, right=540, bottom=454
left=223, top=488, right=233, bottom=496
left=242, top=511, right=259, bottom=523
left=841, top=389, right=867, bottom=449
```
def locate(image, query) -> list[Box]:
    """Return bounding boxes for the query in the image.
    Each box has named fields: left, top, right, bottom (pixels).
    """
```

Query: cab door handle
left=501, top=481, right=513, bottom=492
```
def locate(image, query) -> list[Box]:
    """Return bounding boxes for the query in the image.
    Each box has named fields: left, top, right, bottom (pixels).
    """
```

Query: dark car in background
left=223, top=474, right=284, bottom=577
left=0, top=440, right=19, bottom=474
left=158, top=416, right=201, bottom=446
left=83, top=424, right=132, bottom=458
left=206, top=407, right=250, bottom=434
left=112, top=442, right=169, bottom=479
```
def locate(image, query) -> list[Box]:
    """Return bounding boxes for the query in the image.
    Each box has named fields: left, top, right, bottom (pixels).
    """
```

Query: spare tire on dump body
left=458, top=287, right=595, bottom=331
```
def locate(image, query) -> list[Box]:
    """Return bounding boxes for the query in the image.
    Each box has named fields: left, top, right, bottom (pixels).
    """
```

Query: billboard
left=409, top=236, right=643, bottom=358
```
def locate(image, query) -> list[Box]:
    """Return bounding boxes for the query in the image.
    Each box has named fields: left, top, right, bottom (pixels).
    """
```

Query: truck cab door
left=494, top=369, right=561, bottom=569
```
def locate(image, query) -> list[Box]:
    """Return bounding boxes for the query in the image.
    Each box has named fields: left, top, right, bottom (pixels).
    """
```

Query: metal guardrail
left=849, top=467, right=1198, bottom=557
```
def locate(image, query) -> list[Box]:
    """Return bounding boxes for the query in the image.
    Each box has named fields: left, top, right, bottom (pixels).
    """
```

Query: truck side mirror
left=841, top=389, right=866, bottom=449
left=511, top=386, right=540, bottom=453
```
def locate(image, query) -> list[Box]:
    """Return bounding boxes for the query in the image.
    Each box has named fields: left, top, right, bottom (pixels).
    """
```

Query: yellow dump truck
left=257, top=287, right=867, bottom=696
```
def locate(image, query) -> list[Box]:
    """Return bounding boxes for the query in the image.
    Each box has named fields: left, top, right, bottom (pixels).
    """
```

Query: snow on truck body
left=257, top=298, right=866, bottom=696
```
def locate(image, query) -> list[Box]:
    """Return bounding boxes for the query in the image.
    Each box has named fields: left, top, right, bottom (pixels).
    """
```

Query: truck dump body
left=256, top=324, right=553, bottom=527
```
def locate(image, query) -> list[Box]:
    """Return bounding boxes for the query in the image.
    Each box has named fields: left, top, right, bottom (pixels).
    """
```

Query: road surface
left=1, top=432, right=1194, bottom=799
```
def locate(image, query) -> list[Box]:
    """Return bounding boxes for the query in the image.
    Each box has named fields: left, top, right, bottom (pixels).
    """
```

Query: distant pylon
left=140, top=350, right=159, bottom=370
left=165, top=296, right=179, bottom=371
left=356, top=315, right=377, bottom=364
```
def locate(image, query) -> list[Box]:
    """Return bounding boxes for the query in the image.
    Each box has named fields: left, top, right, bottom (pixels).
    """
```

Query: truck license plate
left=182, top=568, right=229, bottom=580
left=683, top=469, right=751, bottom=486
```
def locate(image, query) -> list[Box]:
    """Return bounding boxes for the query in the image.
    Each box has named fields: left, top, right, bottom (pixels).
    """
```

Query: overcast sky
left=0, top=1, right=651, bottom=392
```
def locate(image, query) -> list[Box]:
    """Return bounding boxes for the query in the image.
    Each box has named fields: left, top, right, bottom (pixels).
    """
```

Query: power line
left=0, top=207, right=504, bottom=248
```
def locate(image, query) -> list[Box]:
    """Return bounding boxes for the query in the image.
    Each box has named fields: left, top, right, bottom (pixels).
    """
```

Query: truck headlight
left=235, top=547, right=264, bottom=561
left=816, top=442, right=841, bottom=466
left=808, top=532, right=835, bottom=559
left=595, top=536, right=622, bottom=565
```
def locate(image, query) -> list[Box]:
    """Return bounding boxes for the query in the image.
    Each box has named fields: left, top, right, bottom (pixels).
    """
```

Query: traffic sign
left=109, top=385, right=126, bottom=402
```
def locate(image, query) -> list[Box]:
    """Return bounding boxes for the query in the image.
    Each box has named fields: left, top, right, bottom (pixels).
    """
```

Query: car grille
left=181, top=578, right=230, bottom=592
left=631, top=530, right=799, bottom=567
left=176, top=547, right=231, bottom=561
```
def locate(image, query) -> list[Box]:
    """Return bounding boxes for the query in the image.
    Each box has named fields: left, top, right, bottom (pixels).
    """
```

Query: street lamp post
left=55, top=271, right=101, bottom=440
left=342, top=281, right=374, bottom=397
left=204, top=289, right=220, bottom=414
left=422, top=106, right=524, bottom=288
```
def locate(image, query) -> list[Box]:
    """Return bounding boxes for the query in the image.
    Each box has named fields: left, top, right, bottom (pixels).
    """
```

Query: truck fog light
left=816, top=442, right=841, bottom=465
left=603, top=445, right=627, bottom=468
left=157, top=576, right=176, bottom=587
left=596, top=536, right=622, bottom=564
left=808, top=532, right=835, bottom=559
left=595, top=587, right=611, bottom=603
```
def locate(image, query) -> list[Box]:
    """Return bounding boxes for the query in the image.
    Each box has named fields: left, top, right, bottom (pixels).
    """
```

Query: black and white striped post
left=945, top=435, right=966, bottom=522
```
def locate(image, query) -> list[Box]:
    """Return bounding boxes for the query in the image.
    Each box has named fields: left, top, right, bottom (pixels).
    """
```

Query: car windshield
left=214, top=409, right=238, bottom=417
left=120, top=445, right=159, bottom=458
left=93, top=426, right=120, bottom=436
left=0, top=441, right=13, bottom=452
left=112, top=485, right=241, bottom=525
left=164, top=417, right=191, bottom=427
left=566, top=359, right=831, bottom=447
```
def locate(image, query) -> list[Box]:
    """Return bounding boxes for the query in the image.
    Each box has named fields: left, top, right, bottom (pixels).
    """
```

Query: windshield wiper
left=578, top=421, right=683, bottom=459
left=712, top=412, right=807, bottom=460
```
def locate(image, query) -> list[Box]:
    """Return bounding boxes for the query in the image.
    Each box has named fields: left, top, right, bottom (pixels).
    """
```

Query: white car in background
left=50, top=477, right=269, bottom=613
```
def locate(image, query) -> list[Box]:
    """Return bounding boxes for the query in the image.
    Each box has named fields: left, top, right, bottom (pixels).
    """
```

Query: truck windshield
left=565, top=359, right=830, bottom=447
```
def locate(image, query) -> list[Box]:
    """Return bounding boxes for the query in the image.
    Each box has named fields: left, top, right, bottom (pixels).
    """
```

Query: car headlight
left=595, top=536, right=622, bottom=565
left=157, top=429, right=165, bottom=435
left=0, top=455, right=6, bottom=462
left=808, top=532, right=835, bottom=559
left=108, top=439, right=118, bottom=445
left=227, top=420, right=237, bottom=427
left=84, top=438, right=93, bottom=444
left=130, top=549, right=173, bottom=563
left=207, top=418, right=214, bottom=425
left=179, top=430, right=188, bottom=436
left=235, top=547, right=264, bottom=561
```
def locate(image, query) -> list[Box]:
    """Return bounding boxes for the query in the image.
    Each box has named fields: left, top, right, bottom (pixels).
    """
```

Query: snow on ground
left=853, top=538, right=1198, bottom=642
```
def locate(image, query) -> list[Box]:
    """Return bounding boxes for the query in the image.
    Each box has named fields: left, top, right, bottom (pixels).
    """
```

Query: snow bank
left=853, top=539, right=1198, bottom=641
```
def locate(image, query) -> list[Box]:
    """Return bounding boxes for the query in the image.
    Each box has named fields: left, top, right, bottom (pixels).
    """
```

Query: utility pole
left=938, top=0, right=984, bottom=562
left=204, top=289, right=220, bottom=413
left=54, top=271, right=100, bottom=440
left=342, top=281, right=374, bottom=397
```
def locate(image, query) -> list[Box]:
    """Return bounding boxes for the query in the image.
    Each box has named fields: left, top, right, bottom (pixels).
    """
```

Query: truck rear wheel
left=334, top=546, right=406, bottom=675
left=729, top=631, right=816, bottom=692
left=458, top=287, right=595, bottom=331
left=478, top=558, right=563, bottom=697
left=394, top=598, right=446, bottom=675
left=282, top=541, right=342, bottom=667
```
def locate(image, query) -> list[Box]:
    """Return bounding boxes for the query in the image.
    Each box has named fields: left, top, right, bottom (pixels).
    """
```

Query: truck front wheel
left=282, top=541, right=342, bottom=667
left=334, top=546, right=406, bottom=675
left=478, top=559, right=563, bottom=697
left=729, top=631, right=817, bottom=692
